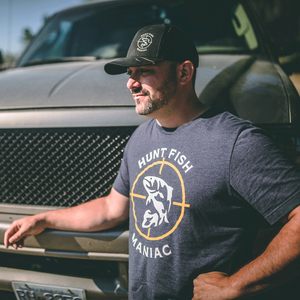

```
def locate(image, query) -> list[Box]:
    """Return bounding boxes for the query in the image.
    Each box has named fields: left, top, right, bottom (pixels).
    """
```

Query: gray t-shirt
left=113, top=108, right=300, bottom=299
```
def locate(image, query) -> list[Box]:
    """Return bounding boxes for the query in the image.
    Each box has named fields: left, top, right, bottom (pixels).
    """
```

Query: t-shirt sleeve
left=230, top=126, right=300, bottom=225
left=113, top=144, right=130, bottom=198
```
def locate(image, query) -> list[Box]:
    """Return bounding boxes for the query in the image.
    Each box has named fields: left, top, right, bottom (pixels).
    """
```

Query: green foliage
left=21, top=28, right=34, bottom=44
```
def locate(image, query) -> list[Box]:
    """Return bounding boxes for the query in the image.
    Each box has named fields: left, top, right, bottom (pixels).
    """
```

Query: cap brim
left=104, top=56, right=164, bottom=75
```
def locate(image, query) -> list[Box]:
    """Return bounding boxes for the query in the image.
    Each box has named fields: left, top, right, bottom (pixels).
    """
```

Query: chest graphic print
left=142, top=176, right=173, bottom=228
left=130, top=148, right=192, bottom=243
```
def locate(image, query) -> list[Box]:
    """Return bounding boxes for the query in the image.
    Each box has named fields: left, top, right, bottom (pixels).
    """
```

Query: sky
left=0, top=0, right=84, bottom=58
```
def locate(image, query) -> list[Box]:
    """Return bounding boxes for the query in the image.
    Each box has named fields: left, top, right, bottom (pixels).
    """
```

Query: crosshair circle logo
left=137, top=33, right=153, bottom=51
left=130, top=159, right=190, bottom=241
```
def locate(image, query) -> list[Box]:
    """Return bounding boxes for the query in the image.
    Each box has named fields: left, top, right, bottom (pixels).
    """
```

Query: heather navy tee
left=113, top=108, right=300, bottom=300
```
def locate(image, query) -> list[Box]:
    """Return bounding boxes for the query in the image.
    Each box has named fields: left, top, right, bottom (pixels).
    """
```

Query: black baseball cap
left=104, top=24, right=199, bottom=75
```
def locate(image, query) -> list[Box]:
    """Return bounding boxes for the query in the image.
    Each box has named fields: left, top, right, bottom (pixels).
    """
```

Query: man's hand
left=193, top=271, right=237, bottom=300
left=4, top=215, right=46, bottom=249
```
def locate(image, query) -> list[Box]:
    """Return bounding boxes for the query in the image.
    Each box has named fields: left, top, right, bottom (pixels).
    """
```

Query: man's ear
left=179, top=60, right=194, bottom=85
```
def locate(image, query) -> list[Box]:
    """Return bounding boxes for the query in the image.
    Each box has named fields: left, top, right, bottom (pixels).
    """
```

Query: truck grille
left=0, top=127, right=136, bottom=207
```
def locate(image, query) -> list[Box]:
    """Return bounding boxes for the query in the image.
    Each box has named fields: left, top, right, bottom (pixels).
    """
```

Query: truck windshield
left=17, top=0, right=259, bottom=67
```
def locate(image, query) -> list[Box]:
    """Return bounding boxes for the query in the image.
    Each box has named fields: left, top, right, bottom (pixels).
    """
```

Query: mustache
left=131, top=86, right=150, bottom=95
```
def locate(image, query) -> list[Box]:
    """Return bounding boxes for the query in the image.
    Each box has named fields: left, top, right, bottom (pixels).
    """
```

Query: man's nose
left=127, top=77, right=141, bottom=90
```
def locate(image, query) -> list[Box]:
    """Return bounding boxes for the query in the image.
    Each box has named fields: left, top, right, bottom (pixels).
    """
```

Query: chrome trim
left=0, top=245, right=128, bottom=261
left=0, top=107, right=146, bottom=128
left=0, top=221, right=129, bottom=254
left=0, top=204, right=61, bottom=215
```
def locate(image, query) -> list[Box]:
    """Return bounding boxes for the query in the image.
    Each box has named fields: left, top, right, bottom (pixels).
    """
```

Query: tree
left=21, top=28, right=34, bottom=44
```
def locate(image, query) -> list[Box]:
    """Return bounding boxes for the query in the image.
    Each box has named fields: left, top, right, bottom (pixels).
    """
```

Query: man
left=4, top=24, right=300, bottom=300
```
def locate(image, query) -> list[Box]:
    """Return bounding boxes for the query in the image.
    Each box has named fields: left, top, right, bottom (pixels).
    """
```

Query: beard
left=133, top=63, right=178, bottom=116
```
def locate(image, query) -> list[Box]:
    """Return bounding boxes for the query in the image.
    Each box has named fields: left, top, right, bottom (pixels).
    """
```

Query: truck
left=0, top=0, right=299, bottom=299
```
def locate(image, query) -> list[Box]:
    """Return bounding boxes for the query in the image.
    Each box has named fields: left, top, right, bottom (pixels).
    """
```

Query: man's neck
left=155, top=93, right=209, bottom=128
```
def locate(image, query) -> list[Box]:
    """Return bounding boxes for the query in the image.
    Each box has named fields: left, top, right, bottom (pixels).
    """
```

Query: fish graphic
left=142, top=176, right=173, bottom=228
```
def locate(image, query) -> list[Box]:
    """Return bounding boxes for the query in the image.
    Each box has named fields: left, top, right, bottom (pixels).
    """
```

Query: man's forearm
left=40, top=197, right=112, bottom=232
left=42, top=194, right=127, bottom=232
left=193, top=205, right=300, bottom=299
left=228, top=206, right=300, bottom=297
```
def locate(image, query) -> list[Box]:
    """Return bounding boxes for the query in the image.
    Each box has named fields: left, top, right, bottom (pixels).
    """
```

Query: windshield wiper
left=21, top=56, right=100, bottom=67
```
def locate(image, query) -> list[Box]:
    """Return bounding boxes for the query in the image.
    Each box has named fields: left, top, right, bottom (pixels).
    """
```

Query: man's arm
left=4, top=187, right=129, bottom=250
left=193, top=204, right=300, bottom=300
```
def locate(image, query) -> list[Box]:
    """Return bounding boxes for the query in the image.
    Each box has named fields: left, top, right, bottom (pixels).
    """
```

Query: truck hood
left=0, top=60, right=134, bottom=109
left=0, top=55, right=297, bottom=125
left=0, top=55, right=248, bottom=110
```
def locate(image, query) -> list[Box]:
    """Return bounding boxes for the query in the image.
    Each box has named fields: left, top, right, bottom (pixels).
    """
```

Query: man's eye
left=126, top=70, right=132, bottom=76
left=140, top=69, right=150, bottom=74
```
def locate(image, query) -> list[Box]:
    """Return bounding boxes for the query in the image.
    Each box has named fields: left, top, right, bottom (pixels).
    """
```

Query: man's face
left=126, top=61, right=178, bottom=116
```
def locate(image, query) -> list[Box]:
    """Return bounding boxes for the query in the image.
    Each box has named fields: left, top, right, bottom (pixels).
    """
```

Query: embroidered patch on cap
left=137, top=33, right=154, bottom=52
